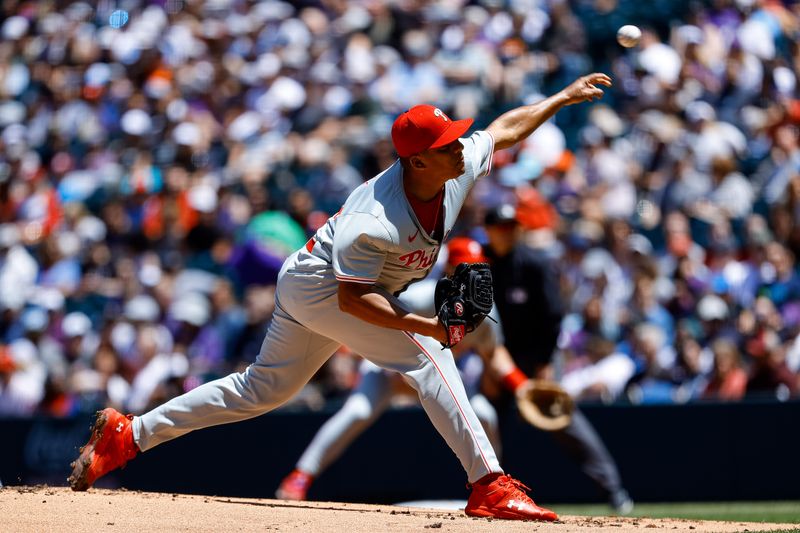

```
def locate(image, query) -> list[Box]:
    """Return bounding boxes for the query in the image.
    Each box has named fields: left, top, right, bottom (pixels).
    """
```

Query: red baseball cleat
left=68, top=408, right=138, bottom=491
left=464, top=474, right=558, bottom=521
left=275, top=469, right=313, bottom=501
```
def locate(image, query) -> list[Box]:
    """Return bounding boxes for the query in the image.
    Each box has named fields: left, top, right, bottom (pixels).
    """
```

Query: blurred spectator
left=625, top=323, right=677, bottom=404
left=0, top=324, right=47, bottom=415
left=625, top=271, right=674, bottom=343
left=671, top=319, right=709, bottom=402
left=704, top=156, right=753, bottom=219
left=702, top=338, right=748, bottom=401
left=232, top=284, right=276, bottom=370
left=61, top=311, right=97, bottom=366
left=167, top=291, right=223, bottom=376
left=209, top=278, right=246, bottom=367
left=696, top=293, right=737, bottom=348
left=127, top=325, right=188, bottom=414
left=746, top=327, right=798, bottom=400
left=758, top=243, right=800, bottom=315
left=666, top=255, right=706, bottom=321
left=561, top=336, right=636, bottom=403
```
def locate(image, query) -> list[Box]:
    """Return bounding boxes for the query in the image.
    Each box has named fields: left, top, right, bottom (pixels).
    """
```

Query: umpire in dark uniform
left=482, top=203, right=633, bottom=514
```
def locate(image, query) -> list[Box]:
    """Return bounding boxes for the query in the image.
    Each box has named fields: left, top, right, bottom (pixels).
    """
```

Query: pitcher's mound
left=1, top=486, right=794, bottom=532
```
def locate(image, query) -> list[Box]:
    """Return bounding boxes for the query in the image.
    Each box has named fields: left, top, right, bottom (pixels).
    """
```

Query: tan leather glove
left=516, top=379, right=574, bottom=431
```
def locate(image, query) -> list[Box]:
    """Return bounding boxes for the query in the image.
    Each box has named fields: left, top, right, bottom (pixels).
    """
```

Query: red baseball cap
left=447, top=237, right=487, bottom=266
left=391, top=105, right=473, bottom=157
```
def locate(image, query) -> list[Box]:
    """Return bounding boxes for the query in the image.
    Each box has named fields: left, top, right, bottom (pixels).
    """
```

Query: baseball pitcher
left=69, top=73, right=612, bottom=521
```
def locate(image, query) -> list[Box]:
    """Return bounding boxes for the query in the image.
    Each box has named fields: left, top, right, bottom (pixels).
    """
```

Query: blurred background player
left=276, top=237, right=532, bottom=500
left=483, top=202, right=633, bottom=514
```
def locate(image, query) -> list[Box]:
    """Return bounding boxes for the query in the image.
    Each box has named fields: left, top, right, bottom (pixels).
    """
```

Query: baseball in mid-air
left=616, top=25, right=641, bottom=48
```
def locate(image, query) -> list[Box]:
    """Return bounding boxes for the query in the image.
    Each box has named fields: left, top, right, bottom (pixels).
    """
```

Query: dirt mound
left=0, top=486, right=794, bottom=532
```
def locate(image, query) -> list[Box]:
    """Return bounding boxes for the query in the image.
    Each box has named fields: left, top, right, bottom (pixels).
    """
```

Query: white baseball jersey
left=290, top=130, right=495, bottom=296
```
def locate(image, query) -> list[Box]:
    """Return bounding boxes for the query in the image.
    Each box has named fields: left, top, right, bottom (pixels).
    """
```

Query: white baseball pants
left=133, top=269, right=501, bottom=483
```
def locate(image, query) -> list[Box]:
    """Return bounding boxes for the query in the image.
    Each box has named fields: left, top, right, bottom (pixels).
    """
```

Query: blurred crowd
left=1, top=0, right=799, bottom=417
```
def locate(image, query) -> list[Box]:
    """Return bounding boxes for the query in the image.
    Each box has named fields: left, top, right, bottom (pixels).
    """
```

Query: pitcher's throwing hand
left=561, top=73, right=613, bottom=105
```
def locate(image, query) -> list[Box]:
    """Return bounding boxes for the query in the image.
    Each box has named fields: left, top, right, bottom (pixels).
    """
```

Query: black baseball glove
left=434, top=262, right=494, bottom=348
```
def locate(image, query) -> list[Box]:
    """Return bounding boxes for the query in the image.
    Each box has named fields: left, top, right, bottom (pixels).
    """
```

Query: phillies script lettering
left=398, top=248, right=438, bottom=270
